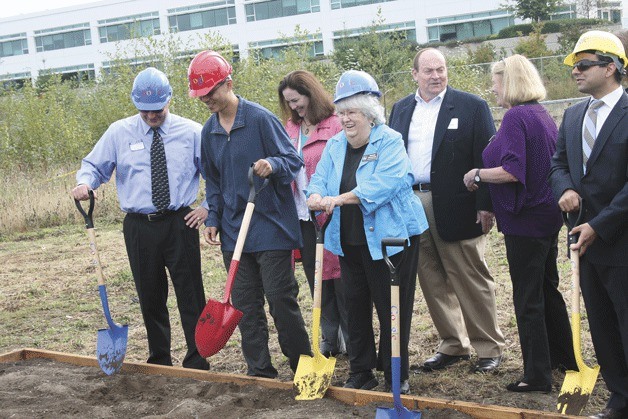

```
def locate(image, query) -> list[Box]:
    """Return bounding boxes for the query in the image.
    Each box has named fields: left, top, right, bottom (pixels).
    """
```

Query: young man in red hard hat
left=72, top=67, right=209, bottom=370
left=188, top=51, right=312, bottom=378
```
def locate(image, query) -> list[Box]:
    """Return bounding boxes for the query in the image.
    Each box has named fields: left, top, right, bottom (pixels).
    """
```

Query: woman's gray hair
left=335, top=94, right=386, bottom=125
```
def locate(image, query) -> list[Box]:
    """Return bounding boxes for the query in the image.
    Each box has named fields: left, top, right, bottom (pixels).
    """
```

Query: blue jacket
left=307, top=124, right=428, bottom=260
left=201, top=96, right=303, bottom=252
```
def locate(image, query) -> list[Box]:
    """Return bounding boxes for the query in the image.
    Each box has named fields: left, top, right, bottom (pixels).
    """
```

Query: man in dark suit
left=389, top=48, right=505, bottom=373
left=550, top=30, right=628, bottom=419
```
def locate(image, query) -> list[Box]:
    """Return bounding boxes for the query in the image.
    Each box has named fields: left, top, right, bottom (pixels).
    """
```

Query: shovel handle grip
left=310, top=210, right=332, bottom=244
left=247, top=165, right=270, bottom=203
left=562, top=196, right=584, bottom=258
left=75, top=190, right=95, bottom=229
left=381, top=238, right=407, bottom=286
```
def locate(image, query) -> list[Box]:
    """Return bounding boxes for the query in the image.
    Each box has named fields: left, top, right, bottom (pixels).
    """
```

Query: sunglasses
left=573, top=60, right=610, bottom=72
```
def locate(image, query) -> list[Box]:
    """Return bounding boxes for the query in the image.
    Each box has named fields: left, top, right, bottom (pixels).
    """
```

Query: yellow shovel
left=293, top=211, right=336, bottom=400
left=557, top=204, right=600, bottom=416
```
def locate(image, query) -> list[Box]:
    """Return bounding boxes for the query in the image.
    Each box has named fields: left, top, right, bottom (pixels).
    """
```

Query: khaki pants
left=415, top=191, right=505, bottom=358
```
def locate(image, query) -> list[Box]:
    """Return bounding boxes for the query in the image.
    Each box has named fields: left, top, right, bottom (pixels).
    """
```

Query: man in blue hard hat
left=71, top=67, right=210, bottom=370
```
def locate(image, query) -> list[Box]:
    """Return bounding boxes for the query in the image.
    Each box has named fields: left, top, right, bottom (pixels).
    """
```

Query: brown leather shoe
left=588, top=408, right=628, bottom=419
left=422, top=352, right=470, bottom=371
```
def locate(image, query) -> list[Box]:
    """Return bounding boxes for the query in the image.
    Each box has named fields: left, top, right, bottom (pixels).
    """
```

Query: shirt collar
left=593, top=85, right=624, bottom=110
left=415, top=87, right=447, bottom=105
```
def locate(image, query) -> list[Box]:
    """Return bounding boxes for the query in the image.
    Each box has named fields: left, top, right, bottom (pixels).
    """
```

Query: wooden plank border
left=0, top=348, right=580, bottom=419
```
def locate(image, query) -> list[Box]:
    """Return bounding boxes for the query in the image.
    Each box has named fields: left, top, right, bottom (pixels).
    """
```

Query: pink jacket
left=286, top=115, right=342, bottom=280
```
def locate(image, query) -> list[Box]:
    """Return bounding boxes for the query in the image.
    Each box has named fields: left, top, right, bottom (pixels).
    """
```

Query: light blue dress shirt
left=77, top=112, right=207, bottom=214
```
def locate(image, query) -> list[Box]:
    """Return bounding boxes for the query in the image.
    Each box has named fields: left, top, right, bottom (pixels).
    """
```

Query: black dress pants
left=580, top=259, right=628, bottom=411
left=504, top=233, right=576, bottom=386
left=223, top=249, right=311, bottom=378
left=339, top=235, right=418, bottom=382
left=123, top=210, right=208, bottom=370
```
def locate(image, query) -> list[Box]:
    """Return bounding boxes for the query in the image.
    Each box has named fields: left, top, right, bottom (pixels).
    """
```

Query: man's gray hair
left=335, top=94, right=386, bottom=125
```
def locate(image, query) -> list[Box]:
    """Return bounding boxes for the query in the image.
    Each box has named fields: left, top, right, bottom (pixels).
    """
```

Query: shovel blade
left=96, top=324, right=128, bottom=375
left=195, top=298, right=243, bottom=358
left=375, top=407, right=422, bottom=419
left=293, top=353, right=336, bottom=400
left=557, top=365, right=600, bottom=416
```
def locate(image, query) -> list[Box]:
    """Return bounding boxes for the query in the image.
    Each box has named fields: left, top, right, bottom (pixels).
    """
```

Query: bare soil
left=0, top=358, right=469, bottom=418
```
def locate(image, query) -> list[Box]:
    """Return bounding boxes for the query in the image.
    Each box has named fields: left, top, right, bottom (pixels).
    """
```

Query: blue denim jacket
left=307, top=124, right=428, bottom=260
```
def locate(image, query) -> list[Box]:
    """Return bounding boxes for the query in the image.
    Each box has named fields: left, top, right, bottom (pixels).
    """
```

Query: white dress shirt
left=407, top=87, right=447, bottom=183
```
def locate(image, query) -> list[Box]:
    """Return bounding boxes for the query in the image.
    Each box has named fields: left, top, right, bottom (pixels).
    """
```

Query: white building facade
left=0, top=0, right=621, bottom=84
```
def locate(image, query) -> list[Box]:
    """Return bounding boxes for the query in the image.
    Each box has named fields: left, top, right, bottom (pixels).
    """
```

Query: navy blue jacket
left=201, top=96, right=303, bottom=252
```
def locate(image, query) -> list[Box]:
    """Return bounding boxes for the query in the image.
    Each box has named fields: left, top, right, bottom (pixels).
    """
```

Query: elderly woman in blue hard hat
left=306, top=70, right=428, bottom=393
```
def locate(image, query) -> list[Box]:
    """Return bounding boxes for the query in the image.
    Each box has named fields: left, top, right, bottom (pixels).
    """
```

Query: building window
left=550, top=4, right=577, bottom=20
left=249, top=35, right=323, bottom=59
left=39, top=63, right=95, bottom=84
left=245, top=0, right=320, bottom=22
left=426, top=10, right=513, bottom=43
left=0, top=33, right=29, bottom=58
left=35, top=24, right=92, bottom=52
left=168, top=1, right=236, bottom=32
left=333, top=21, right=416, bottom=45
left=330, top=0, right=396, bottom=10
left=99, top=13, right=161, bottom=43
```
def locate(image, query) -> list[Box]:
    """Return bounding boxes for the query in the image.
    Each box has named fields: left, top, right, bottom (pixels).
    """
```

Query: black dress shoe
left=385, top=379, right=410, bottom=395
left=506, top=381, right=551, bottom=393
left=589, top=408, right=628, bottom=419
left=473, top=356, right=501, bottom=373
left=422, top=352, right=470, bottom=371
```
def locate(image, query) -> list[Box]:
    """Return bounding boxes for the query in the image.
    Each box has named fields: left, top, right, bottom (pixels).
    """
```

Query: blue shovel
left=376, top=238, right=421, bottom=419
left=75, top=190, right=128, bottom=375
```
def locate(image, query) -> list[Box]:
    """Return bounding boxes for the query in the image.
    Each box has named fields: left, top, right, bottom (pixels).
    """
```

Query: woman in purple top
left=463, top=55, right=576, bottom=393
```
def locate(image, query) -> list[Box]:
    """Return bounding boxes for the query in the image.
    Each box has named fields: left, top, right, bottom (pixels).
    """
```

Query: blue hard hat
left=131, top=67, right=173, bottom=111
left=334, top=70, right=381, bottom=103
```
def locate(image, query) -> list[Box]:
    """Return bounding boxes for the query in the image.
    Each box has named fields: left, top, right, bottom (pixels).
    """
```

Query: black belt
left=127, top=206, right=190, bottom=222
left=412, top=183, right=431, bottom=192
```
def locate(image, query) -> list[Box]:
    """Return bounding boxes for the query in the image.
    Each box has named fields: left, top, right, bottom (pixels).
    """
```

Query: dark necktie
left=150, top=128, right=170, bottom=211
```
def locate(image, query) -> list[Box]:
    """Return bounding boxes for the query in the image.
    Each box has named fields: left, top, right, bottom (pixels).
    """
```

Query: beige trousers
left=415, top=190, right=504, bottom=358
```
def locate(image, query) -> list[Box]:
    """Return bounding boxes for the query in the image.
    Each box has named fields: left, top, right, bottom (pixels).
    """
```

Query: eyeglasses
left=200, top=79, right=227, bottom=100
left=573, top=60, right=610, bottom=72
left=140, top=108, right=165, bottom=114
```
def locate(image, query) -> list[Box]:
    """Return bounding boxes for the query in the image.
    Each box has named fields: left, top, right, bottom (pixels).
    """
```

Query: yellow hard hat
left=564, top=30, right=628, bottom=69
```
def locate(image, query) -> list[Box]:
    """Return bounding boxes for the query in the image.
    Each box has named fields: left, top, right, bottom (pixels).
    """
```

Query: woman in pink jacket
left=278, top=70, right=348, bottom=357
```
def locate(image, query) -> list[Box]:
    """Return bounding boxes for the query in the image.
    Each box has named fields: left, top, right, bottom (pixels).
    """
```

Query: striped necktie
left=583, top=99, right=604, bottom=168
left=150, top=127, right=171, bottom=212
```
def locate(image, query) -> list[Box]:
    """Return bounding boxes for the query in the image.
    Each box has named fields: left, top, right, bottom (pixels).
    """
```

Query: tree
left=503, top=0, right=563, bottom=22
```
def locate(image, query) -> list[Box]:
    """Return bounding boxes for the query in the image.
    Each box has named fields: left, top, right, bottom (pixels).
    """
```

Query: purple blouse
left=482, top=104, right=562, bottom=237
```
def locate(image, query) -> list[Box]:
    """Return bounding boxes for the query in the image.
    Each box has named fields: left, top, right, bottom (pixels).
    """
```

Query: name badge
left=130, top=141, right=145, bottom=151
left=448, top=118, right=458, bottom=129
left=362, top=153, right=378, bottom=162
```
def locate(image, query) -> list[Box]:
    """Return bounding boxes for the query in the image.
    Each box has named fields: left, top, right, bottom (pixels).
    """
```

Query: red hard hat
left=188, top=50, right=233, bottom=97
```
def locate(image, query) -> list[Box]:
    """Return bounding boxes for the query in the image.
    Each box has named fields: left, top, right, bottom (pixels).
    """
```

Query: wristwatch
left=474, top=169, right=481, bottom=183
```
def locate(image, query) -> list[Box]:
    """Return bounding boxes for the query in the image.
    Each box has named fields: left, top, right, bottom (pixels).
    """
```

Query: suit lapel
left=571, top=101, right=588, bottom=180
left=586, top=93, right=628, bottom=171
left=397, top=96, right=416, bottom=145
left=432, top=88, right=455, bottom=159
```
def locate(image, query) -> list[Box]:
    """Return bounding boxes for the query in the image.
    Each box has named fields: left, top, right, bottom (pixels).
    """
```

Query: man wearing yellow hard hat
left=550, top=30, right=628, bottom=419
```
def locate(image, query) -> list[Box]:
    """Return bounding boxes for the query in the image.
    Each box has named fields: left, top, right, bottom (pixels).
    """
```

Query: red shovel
left=195, top=166, right=268, bottom=358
